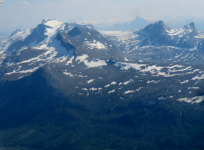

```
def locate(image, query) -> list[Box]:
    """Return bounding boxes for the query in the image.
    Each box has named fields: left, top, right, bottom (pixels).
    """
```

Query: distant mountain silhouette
left=95, top=17, right=150, bottom=31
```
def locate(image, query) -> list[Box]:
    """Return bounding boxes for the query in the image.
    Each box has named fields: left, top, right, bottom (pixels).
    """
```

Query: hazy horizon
left=1, top=0, right=204, bottom=33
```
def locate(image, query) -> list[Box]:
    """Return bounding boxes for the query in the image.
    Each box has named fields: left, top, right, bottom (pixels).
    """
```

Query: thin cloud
left=64, top=0, right=92, bottom=2
left=20, top=1, right=29, bottom=6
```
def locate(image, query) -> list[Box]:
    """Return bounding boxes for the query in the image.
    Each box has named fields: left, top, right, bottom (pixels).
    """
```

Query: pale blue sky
left=0, top=0, right=204, bottom=33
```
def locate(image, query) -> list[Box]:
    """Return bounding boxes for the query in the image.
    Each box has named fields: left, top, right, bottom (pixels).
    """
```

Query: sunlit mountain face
left=0, top=19, right=204, bottom=150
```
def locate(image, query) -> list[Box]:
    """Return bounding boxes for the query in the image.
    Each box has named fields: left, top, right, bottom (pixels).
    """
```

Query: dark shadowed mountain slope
left=0, top=19, right=204, bottom=150
left=1, top=58, right=204, bottom=149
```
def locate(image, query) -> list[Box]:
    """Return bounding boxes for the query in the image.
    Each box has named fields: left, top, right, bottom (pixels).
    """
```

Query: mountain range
left=102, top=20, right=204, bottom=64
left=95, top=17, right=150, bottom=31
left=0, top=19, right=204, bottom=150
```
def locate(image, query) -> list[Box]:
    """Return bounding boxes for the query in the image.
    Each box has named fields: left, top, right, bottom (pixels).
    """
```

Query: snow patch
left=135, top=87, right=143, bottom=91
left=105, top=84, right=110, bottom=88
left=89, top=87, right=98, bottom=91
left=178, top=96, right=204, bottom=104
left=75, top=54, right=107, bottom=68
left=6, top=66, right=41, bottom=75
left=84, top=40, right=107, bottom=50
left=76, top=54, right=89, bottom=63
left=108, top=89, right=115, bottom=94
left=123, top=79, right=133, bottom=85
left=111, top=81, right=117, bottom=85
left=11, top=29, right=31, bottom=41
left=66, top=56, right=74, bottom=65
left=124, top=90, right=134, bottom=94
left=44, top=19, right=63, bottom=28
left=192, top=74, right=204, bottom=80
left=87, top=79, right=95, bottom=84
left=48, top=39, right=69, bottom=56
left=124, top=87, right=143, bottom=94
left=125, top=57, right=129, bottom=61
left=147, top=80, right=160, bottom=83
left=115, top=62, right=146, bottom=70
left=63, top=72, right=74, bottom=77
left=180, top=80, right=188, bottom=84
left=84, top=59, right=107, bottom=68
left=188, top=87, right=200, bottom=90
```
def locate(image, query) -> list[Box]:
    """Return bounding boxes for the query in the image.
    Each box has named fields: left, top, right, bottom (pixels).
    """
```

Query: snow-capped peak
left=42, top=19, right=63, bottom=28
left=166, top=22, right=198, bottom=37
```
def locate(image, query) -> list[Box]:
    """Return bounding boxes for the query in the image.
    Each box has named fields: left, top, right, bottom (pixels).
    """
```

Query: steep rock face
left=173, top=22, right=198, bottom=48
left=197, top=40, right=204, bottom=52
left=51, top=32, right=76, bottom=53
left=136, top=21, right=172, bottom=46
left=135, top=21, right=199, bottom=48
left=68, top=26, right=82, bottom=37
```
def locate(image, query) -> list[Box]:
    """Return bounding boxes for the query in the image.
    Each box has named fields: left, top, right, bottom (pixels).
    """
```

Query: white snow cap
left=42, top=19, right=63, bottom=28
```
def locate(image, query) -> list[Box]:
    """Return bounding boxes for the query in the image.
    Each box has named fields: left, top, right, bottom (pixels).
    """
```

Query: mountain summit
left=136, top=20, right=171, bottom=46
left=134, top=21, right=199, bottom=48
left=102, top=20, right=204, bottom=64
left=0, top=19, right=124, bottom=80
